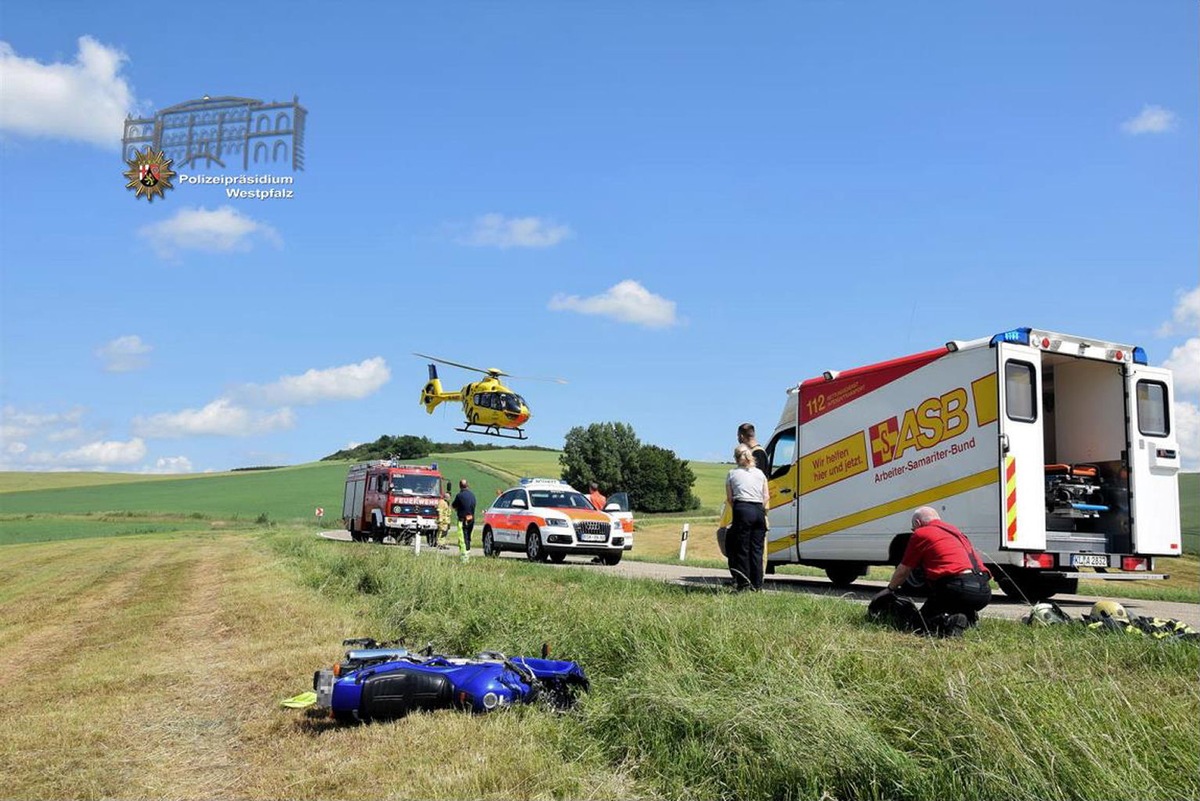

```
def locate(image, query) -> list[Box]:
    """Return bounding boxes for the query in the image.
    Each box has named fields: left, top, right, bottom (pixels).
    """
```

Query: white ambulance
left=718, top=327, right=1182, bottom=601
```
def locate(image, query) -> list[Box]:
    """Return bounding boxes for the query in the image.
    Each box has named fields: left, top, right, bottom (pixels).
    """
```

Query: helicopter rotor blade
left=505, top=374, right=568, bottom=385
left=412, top=353, right=507, bottom=376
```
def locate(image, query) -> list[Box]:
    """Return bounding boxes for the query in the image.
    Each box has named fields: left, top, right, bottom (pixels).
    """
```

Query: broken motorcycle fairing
left=311, top=639, right=589, bottom=722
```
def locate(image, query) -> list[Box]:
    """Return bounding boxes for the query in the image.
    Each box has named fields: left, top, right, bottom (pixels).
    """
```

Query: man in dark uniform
left=452, top=479, right=477, bottom=551
left=737, top=422, right=770, bottom=475
left=873, top=507, right=992, bottom=636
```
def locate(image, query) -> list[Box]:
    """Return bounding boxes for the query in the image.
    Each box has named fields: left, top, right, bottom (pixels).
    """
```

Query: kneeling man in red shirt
left=875, top=506, right=992, bottom=636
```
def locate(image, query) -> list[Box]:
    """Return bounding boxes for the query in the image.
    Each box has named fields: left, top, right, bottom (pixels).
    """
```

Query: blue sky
left=1, top=2, right=1197, bottom=473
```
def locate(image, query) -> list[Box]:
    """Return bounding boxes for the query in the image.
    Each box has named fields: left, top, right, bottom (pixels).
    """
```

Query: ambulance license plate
left=1071, top=553, right=1108, bottom=568
left=579, top=533, right=607, bottom=543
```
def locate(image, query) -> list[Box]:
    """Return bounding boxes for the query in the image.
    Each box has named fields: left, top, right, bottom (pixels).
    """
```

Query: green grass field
left=1, top=464, right=1197, bottom=799
left=1180, top=472, right=1198, bottom=553
left=0, top=458, right=510, bottom=533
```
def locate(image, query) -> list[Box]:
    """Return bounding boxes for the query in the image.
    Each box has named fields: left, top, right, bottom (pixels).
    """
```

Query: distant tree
left=560, top=422, right=697, bottom=512
left=629, top=444, right=701, bottom=512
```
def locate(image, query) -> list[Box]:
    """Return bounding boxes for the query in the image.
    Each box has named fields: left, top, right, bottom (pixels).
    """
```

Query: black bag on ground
left=867, top=591, right=925, bottom=633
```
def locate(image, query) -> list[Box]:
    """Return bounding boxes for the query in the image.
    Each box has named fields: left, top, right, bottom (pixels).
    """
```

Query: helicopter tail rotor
left=419, top=365, right=445, bottom=413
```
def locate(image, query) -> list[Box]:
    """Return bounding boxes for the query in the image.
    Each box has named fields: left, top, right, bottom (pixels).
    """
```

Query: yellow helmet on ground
left=1090, top=600, right=1129, bottom=622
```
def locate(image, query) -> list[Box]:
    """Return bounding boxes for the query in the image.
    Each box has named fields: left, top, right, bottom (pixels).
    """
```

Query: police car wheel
left=483, top=528, right=497, bottom=557
left=525, top=527, right=546, bottom=562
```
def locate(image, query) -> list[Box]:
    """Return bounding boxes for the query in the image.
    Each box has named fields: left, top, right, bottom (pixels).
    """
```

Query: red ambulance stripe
left=1007, top=519, right=1018, bottom=540
left=798, top=346, right=950, bottom=423
left=1006, top=460, right=1017, bottom=482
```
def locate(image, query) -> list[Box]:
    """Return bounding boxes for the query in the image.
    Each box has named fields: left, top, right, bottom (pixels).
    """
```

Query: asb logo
left=868, top=388, right=971, bottom=467
left=870, top=418, right=900, bottom=467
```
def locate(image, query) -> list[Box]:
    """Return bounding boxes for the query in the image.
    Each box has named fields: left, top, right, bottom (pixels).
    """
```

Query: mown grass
left=269, top=530, right=1200, bottom=801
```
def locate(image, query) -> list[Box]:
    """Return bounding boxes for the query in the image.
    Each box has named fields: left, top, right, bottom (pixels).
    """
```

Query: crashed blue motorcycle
left=306, top=638, right=589, bottom=723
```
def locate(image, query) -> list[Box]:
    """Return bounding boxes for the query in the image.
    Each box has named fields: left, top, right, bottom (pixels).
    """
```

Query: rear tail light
left=1022, top=553, right=1055, bottom=569
left=1121, top=556, right=1150, bottom=572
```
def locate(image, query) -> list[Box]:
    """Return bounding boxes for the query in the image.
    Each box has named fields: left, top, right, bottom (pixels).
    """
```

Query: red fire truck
left=342, top=460, right=444, bottom=545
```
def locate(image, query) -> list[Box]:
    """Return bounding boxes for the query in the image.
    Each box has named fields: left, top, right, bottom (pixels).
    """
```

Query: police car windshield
left=392, top=475, right=441, bottom=496
left=529, top=490, right=592, bottom=509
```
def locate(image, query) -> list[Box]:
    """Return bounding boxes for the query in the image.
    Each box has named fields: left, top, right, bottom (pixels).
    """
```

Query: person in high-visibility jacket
left=435, top=492, right=452, bottom=548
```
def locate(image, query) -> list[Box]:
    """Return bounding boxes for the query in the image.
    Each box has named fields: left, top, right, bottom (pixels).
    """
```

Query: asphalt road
left=317, top=529, right=1200, bottom=628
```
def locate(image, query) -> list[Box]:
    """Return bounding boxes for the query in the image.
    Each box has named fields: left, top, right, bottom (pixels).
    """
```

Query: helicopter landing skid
left=455, top=423, right=528, bottom=440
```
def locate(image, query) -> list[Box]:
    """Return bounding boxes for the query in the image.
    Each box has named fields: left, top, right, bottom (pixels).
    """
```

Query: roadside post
left=679, top=523, right=689, bottom=561
left=414, top=526, right=422, bottom=555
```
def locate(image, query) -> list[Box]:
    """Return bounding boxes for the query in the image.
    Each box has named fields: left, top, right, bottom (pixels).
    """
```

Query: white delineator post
left=413, top=529, right=421, bottom=555
left=678, top=523, right=689, bottom=561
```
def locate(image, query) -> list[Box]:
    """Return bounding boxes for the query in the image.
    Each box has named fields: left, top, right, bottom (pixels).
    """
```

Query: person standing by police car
left=452, top=479, right=477, bottom=552
left=726, top=443, right=769, bottom=591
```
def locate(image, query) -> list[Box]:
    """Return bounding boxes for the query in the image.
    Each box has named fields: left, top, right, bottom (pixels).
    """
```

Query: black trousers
left=729, top=501, right=766, bottom=590
left=922, top=573, right=992, bottom=624
left=459, top=518, right=475, bottom=550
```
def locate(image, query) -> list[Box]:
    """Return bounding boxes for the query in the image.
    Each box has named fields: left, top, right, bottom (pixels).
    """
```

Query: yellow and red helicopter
left=416, top=354, right=564, bottom=440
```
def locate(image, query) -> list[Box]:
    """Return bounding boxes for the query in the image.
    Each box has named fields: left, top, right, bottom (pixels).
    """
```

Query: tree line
left=325, top=423, right=700, bottom=513
left=322, top=435, right=554, bottom=462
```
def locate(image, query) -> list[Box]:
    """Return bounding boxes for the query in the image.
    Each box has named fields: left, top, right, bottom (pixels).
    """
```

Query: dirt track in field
left=318, top=529, right=1200, bottom=628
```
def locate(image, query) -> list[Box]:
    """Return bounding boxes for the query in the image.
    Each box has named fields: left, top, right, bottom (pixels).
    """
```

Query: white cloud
left=459, top=213, right=572, bottom=249
left=237, top=357, right=390, bottom=405
left=147, top=456, right=194, bottom=474
left=96, top=334, right=152, bottom=372
left=0, top=36, right=136, bottom=148
left=6, top=441, right=27, bottom=455
left=139, top=206, right=282, bottom=259
left=55, top=437, right=147, bottom=467
left=1, top=405, right=86, bottom=441
left=548, top=279, right=679, bottom=328
left=132, top=398, right=295, bottom=438
left=1173, top=402, right=1199, bottom=472
left=1158, top=285, right=1200, bottom=337
left=1121, top=104, right=1177, bottom=135
left=1163, top=338, right=1200, bottom=396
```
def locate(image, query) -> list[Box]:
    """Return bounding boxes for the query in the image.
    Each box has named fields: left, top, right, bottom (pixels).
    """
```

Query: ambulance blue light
left=1132, top=347, right=1147, bottom=365
left=989, top=327, right=1031, bottom=346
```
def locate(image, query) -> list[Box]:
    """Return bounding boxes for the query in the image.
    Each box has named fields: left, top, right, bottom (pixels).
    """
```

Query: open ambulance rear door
left=1126, top=365, right=1182, bottom=556
left=995, top=337, right=1047, bottom=553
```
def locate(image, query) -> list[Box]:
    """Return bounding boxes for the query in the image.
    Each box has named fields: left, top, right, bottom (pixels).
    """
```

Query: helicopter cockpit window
left=392, top=475, right=441, bottom=497
left=500, top=394, right=523, bottom=412
left=529, top=490, right=593, bottom=509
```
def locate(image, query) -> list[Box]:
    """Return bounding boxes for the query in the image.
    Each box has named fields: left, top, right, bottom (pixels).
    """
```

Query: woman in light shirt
left=726, top=443, right=769, bottom=591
